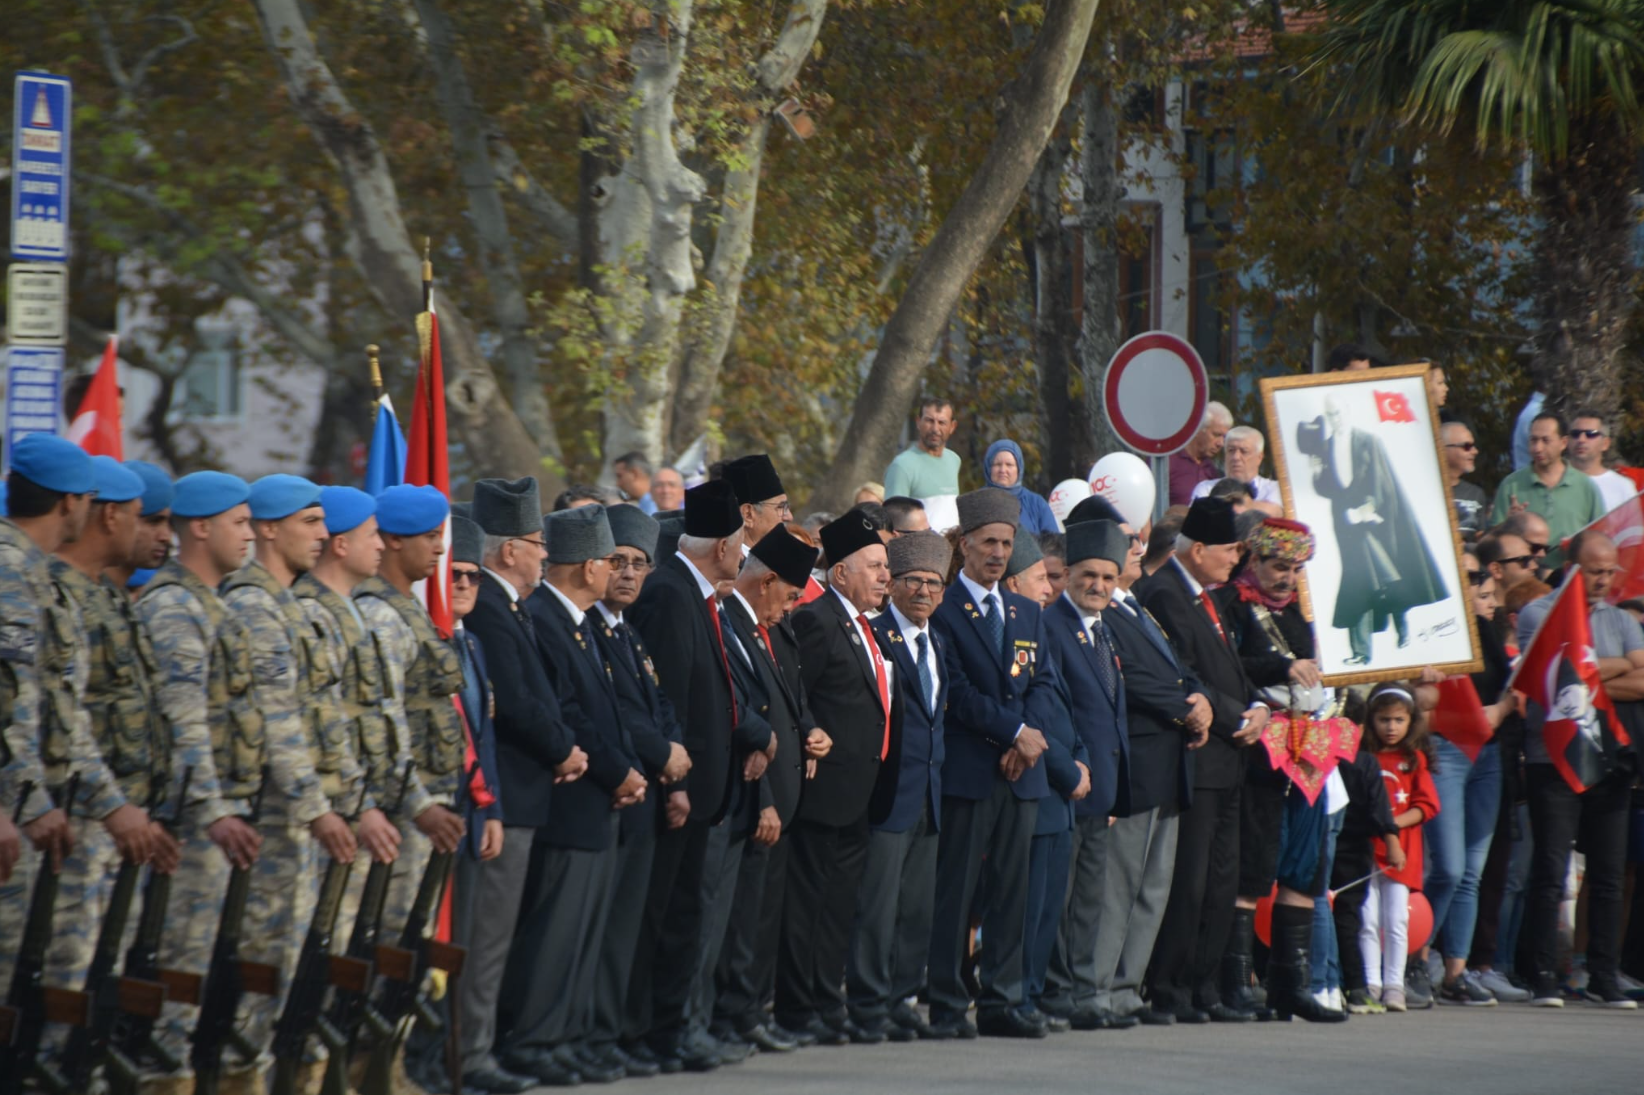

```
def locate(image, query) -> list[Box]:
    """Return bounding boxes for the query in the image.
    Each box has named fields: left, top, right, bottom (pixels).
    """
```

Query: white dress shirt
left=889, top=601, right=937, bottom=708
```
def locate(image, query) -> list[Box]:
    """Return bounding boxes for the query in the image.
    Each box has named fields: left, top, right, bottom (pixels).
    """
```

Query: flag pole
left=366, top=343, right=383, bottom=406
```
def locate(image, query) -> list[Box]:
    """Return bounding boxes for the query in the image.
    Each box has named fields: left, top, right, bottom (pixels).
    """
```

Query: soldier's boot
left=136, top=1073, right=197, bottom=1095
left=389, top=1045, right=429, bottom=1095
left=216, top=1065, right=266, bottom=1095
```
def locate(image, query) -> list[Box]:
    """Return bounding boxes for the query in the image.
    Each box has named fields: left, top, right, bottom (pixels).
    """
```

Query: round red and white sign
left=1102, top=331, right=1209, bottom=456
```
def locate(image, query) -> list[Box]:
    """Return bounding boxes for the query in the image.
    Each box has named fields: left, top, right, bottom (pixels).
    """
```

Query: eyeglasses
left=1570, top=428, right=1606, bottom=439
left=1497, top=555, right=1535, bottom=569
left=451, top=569, right=481, bottom=586
left=897, top=576, right=944, bottom=592
left=753, top=500, right=794, bottom=516
left=605, top=555, right=652, bottom=574
left=1526, top=542, right=1549, bottom=555
left=1445, top=442, right=1477, bottom=452
left=508, top=535, right=546, bottom=550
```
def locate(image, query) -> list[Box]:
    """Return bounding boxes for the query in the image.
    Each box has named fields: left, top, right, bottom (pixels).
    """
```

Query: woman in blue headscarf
left=982, top=438, right=1059, bottom=536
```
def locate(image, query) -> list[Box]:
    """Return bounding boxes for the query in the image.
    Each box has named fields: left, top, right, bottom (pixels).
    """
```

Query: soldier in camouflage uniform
left=217, top=474, right=358, bottom=1084
left=0, top=437, right=145, bottom=990
left=114, top=460, right=178, bottom=589
left=135, top=471, right=263, bottom=1077
left=41, top=456, right=180, bottom=1063
left=292, top=486, right=405, bottom=942
left=353, top=484, right=467, bottom=941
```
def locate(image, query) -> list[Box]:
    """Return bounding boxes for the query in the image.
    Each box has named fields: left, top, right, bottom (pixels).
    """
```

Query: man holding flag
left=1512, top=530, right=1643, bottom=1009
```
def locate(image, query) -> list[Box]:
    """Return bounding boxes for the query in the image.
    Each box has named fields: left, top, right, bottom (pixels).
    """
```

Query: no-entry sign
left=1102, top=331, right=1209, bottom=456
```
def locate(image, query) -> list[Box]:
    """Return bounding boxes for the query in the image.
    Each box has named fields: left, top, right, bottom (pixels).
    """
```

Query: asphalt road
left=526, top=1006, right=1641, bottom=1095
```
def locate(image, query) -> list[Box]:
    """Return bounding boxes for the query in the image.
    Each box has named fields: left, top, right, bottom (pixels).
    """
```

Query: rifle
left=318, top=763, right=413, bottom=1095
left=191, top=768, right=278, bottom=1095
left=360, top=779, right=468, bottom=1095
left=267, top=848, right=353, bottom=1095
left=67, top=766, right=192, bottom=1093
left=0, top=776, right=89, bottom=1095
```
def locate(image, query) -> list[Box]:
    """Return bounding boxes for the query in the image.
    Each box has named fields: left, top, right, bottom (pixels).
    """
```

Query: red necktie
left=757, top=624, right=779, bottom=668
left=706, top=594, right=739, bottom=724
left=857, top=614, right=891, bottom=761
left=1200, top=590, right=1226, bottom=642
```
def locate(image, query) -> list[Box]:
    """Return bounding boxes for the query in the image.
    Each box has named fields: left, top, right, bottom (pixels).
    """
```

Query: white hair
left=1202, top=401, right=1233, bottom=428
left=1175, top=533, right=1199, bottom=555
left=1225, top=424, right=1265, bottom=452
left=482, top=533, right=511, bottom=563
left=678, top=530, right=743, bottom=559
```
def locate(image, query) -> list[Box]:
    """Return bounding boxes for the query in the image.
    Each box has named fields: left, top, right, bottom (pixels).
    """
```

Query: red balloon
left=1407, top=890, right=1434, bottom=949
left=1254, top=883, right=1278, bottom=947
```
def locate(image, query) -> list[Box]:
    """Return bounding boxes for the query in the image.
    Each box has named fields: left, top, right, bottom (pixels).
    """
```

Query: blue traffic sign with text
left=10, top=72, right=72, bottom=261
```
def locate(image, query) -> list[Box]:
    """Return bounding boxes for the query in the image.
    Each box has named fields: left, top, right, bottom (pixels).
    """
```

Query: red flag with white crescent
left=1571, top=490, right=1644, bottom=605
left=405, top=307, right=453, bottom=638
left=65, top=336, right=123, bottom=458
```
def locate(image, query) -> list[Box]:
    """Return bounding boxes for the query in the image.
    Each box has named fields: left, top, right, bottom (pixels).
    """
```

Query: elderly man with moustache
left=775, top=512, right=895, bottom=1044
left=926, top=488, right=1065, bottom=1039
left=1191, top=425, right=1282, bottom=515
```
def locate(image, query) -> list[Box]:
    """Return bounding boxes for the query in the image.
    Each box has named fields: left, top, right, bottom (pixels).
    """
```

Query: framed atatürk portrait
left=1260, top=364, right=1481, bottom=685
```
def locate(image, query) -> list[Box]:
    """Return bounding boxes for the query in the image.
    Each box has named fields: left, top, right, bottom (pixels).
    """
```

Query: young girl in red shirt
left=1357, top=684, right=1440, bottom=1012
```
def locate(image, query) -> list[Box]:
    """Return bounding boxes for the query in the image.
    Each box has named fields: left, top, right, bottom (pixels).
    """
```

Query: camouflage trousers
left=152, top=815, right=233, bottom=1069
left=0, top=838, right=41, bottom=989
left=381, top=817, right=434, bottom=944
left=234, top=814, right=318, bottom=1071
left=39, top=817, right=123, bottom=1059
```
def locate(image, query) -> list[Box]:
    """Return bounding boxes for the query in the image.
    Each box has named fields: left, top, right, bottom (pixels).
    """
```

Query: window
left=174, top=324, right=242, bottom=420
left=1117, top=209, right=1158, bottom=341
left=1188, top=249, right=1233, bottom=390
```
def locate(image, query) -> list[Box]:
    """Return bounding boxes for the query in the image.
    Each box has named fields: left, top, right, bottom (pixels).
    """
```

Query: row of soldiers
left=0, top=432, right=474, bottom=1095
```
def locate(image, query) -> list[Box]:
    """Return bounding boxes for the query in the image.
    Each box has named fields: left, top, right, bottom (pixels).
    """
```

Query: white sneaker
left=1478, top=969, right=1530, bottom=1003
left=1330, top=987, right=1345, bottom=1012
left=1311, top=989, right=1334, bottom=1011
left=1617, top=971, right=1644, bottom=996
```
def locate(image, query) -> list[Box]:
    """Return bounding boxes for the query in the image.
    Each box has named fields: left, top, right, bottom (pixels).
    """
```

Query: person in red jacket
left=1358, top=683, right=1440, bottom=1012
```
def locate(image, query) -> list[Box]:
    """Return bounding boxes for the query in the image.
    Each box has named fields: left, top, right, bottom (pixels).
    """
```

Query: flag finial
left=366, top=343, right=383, bottom=402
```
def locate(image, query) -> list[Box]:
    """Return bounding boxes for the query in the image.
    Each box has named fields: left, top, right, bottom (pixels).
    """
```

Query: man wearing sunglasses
left=1566, top=412, right=1638, bottom=513
left=1442, top=421, right=1489, bottom=541
left=1490, top=412, right=1606, bottom=564
left=1477, top=532, right=1541, bottom=602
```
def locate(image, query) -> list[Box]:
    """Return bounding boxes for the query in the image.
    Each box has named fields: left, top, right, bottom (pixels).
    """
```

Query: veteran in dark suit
left=585, top=505, right=692, bottom=1079
left=846, top=531, right=952, bottom=1042
left=774, top=512, right=895, bottom=1043
left=1039, top=520, right=1133, bottom=1031
left=926, top=488, right=1065, bottom=1040
left=461, top=477, right=588, bottom=1089
left=502, top=506, right=648, bottom=1082
left=1139, top=496, right=1270, bottom=1024
left=626, top=481, right=751, bottom=1072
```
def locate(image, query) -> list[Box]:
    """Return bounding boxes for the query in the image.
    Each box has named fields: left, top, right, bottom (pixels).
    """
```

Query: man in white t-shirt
left=1567, top=411, right=1636, bottom=514
left=1190, top=425, right=1282, bottom=516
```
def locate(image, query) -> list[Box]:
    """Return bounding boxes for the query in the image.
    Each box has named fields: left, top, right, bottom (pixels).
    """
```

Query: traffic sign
left=4, top=345, right=63, bottom=466
left=5, top=263, right=67, bottom=344
left=1101, top=331, right=1209, bottom=457
left=10, top=72, right=72, bottom=262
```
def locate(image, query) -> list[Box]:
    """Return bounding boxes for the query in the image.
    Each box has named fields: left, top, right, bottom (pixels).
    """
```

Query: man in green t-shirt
left=1490, top=411, right=1605, bottom=558
left=884, top=398, right=962, bottom=499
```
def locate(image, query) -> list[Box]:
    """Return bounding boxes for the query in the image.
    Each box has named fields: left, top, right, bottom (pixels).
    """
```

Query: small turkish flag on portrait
left=1374, top=389, right=1416, bottom=423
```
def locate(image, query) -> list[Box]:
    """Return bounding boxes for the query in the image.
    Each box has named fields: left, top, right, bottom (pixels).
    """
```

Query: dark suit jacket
left=723, top=595, right=806, bottom=828
left=869, top=607, right=947, bottom=833
left=1136, top=559, right=1258, bottom=791
left=592, top=609, right=683, bottom=838
left=1102, top=591, right=1195, bottom=814
left=1042, top=595, right=1129, bottom=820
left=464, top=573, right=575, bottom=828
left=628, top=555, right=759, bottom=824
left=527, top=586, right=641, bottom=850
left=929, top=579, right=1062, bottom=802
left=454, top=628, right=502, bottom=860
left=792, top=590, right=898, bottom=828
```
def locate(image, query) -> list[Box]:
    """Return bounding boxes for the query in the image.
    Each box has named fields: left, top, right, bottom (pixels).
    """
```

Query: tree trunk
left=1076, top=69, right=1125, bottom=463
left=814, top=0, right=1103, bottom=511
left=1023, top=111, right=1089, bottom=482
left=250, top=0, right=548, bottom=487
left=1530, top=116, right=1639, bottom=419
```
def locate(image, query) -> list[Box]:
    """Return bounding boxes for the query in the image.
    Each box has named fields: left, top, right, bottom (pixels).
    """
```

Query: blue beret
left=123, top=461, right=174, bottom=517
left=172, top=471, right=251, bottom=518
left=320, top=486, right=376, bottom=535
left=10, top=434, right=94, bottom=495
left=249, top=474, right=323, bottom=522
left=0, top=481, right=7, bottom=516
left=90, top=456, right=145, bottom=504
left=377, top=484, right=449, bottom=536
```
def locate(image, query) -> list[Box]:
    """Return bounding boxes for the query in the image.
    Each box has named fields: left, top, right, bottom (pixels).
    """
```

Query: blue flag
left=365, top=396, right=406, bottom=496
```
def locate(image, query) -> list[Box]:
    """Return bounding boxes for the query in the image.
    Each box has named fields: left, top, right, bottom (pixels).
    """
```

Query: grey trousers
left=1092, top=806, right=1178, bottom=1015
left=685, top=820, right=746, bottom=1036
left=927, top=781, right=1039, bottom=1019
left=590, top=825, right=658, bottom=1049
left=1042, top=814, right=1109, bottom=1013
left=846, top=804, right=939, bottom=1024
left=458, top=826, right=534, bottom=1073
left=500, top=818, right=619, bottom=1052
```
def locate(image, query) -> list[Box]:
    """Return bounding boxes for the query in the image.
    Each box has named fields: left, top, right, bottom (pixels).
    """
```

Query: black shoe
left=1135, top=1007, right=1175, bottom=1026
left=463, top=1068, right=536, bottom=1094
left=1270, top=904, right=1348, bottom=1023
left=974, top=1009, right=1048, bottom=1039
left=846, top=1018, right=888, bottom=1044
left=1171, top=1004, right=1210, bottom=1024
left=650, top=1035, right=719, bottom=1074
left=742, top=1023, right=798, bottom=1053
left=499, top=1048, right=582, bottom=1087
left=1040, top=1012, right=1072, bottom=1033
left=634, top=1040, right=682, bottom=1075
left=925, top=1014, right=978, bottom=1040
left=802, top=1017, right=849, bottom=1046
left=1204, top=1002, right=1255, bottom=1023
left=567, top=1047, right=627, bottom=1085
left=885, top=1022, right=917, bottom=1042
left=889, top=1003, right=935, bottom=1039
left=609, top=1045, right=659, bottom=1078
left=1071, top=1007, right=1138, bottom=1031
left=774, top=1021, right=818, bottom=1047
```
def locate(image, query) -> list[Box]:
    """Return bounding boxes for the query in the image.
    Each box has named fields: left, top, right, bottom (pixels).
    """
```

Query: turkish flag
left=1510, top=570, right=1633, bottom=793
left=65, top=336, right=123, bottom=458
left=1431, top=676, right=1493, bottom=762
left=1374, top=389, right=1416, bottom=423
left=405, top=309, right=452, bottom=639
left=1570, top=489, right=1644, bottom=605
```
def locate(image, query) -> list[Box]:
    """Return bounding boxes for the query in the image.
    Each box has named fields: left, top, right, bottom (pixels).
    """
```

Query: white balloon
left=1087, top=452, right=1156, bottom=528
left=1046, top=479, right=1092, bottom=530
